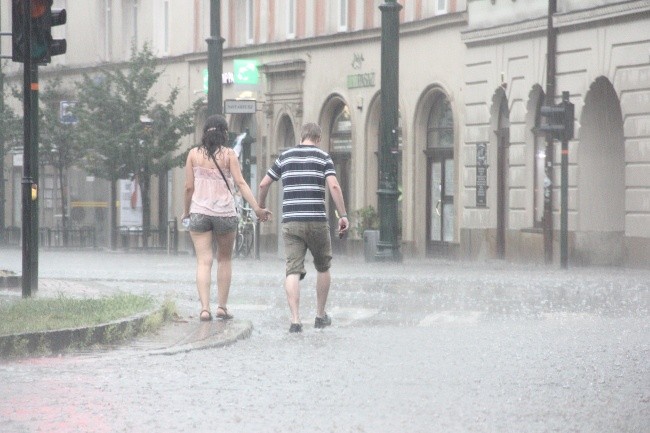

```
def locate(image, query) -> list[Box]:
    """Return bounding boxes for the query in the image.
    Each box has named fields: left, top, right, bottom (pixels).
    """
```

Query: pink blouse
left=189, top=166, right=237, bottom=217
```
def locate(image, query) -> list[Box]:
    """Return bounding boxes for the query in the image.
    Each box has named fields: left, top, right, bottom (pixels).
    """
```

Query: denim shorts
left=189, top=213, right=238, bottom=234
left=282, top=221, right=332, bottom=280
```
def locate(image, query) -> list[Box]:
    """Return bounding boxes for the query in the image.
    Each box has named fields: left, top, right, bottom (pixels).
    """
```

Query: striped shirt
left=267, top=144, right=336, bottom=222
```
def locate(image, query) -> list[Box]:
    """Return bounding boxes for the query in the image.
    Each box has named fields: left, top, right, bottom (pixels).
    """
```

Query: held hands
left=255, top=207, right=272, bottom=222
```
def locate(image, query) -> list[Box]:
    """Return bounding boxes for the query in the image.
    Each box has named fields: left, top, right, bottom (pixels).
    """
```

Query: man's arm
left=258, top=174, right=275, bottom=209
left=326, top=175, right=349, bottom=236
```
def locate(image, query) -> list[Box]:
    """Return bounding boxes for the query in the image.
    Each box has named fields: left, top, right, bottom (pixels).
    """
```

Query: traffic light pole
left=21, top=1, right=39, bottom=297
left=559, top=91, right=571, bottom=269
left=207, top=0, right=224, bottom=116
left=544, top=0, right=557, bottom=265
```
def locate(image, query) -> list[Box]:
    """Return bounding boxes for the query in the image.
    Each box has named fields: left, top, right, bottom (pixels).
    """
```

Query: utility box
left=363, top=230, right=380, bottom=262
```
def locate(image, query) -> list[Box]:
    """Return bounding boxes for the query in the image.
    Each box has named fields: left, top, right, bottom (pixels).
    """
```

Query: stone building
left=1, top=0, right=648, bottom=267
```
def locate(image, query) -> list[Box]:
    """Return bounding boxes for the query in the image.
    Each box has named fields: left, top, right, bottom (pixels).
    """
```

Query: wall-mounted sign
left=476, top=142, right=488, bottom=207
left=224, top=99, right=257, bottom=114
left=233, top=59, right=260, bottom=84
left=347, top=72, right=375, bottom=89
left=60, top=101, right=78, bottom=124
left=203, top=70, right=235, bottom=93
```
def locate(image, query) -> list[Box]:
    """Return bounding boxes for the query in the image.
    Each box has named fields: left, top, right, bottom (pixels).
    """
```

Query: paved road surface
left=0, top=249, right=648, bottom=433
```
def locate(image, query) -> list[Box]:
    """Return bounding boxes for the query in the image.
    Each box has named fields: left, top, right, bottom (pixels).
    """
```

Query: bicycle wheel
left=239, top=223, right=255, bottom=258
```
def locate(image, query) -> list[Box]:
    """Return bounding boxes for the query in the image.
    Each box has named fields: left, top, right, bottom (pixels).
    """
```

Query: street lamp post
left=207, top=0, right=224, bottom=116
left=376, top=0, right=402, bottom=262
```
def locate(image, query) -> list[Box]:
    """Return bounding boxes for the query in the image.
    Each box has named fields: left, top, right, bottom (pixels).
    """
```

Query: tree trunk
left=141, top=172, right=151, bottom=249
left=58, top=163, right=67, bottom=246
left=110, top=177, right=118, bottom=250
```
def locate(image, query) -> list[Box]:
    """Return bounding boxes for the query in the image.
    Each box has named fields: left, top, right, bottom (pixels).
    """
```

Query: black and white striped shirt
left=267, top=145, right=336, bottom=222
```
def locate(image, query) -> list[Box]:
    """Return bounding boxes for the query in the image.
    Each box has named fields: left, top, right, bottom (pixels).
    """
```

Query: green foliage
left=0, top=64, right=22, bottom=151
left=73, top=42, right=197, bottom=183
left=351, top=205, right=379, bottom=238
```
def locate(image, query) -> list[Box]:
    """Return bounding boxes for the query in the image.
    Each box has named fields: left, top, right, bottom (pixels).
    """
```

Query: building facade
left=1, top=0, right=648, bottom=267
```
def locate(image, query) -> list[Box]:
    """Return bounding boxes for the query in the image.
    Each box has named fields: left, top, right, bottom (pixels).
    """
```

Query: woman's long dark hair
left=199, top=114, right=229, bottom=158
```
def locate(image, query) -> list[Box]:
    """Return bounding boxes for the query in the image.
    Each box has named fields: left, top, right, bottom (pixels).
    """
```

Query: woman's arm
left=182, top=149, right=195, bottom=219
left=229, top=150, right=272, bottom=221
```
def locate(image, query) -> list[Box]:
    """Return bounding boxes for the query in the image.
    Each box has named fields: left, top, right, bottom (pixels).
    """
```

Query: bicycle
left=233, top=205, right=256, bottom=258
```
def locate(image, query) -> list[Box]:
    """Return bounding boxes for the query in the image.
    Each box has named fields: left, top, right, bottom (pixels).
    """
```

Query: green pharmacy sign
left=234, top=59, right=259, bottom=84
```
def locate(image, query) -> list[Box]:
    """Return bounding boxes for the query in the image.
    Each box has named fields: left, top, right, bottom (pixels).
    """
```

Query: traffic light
left=539, top=91, right=574, bottom=142
left=12, top=0, right=66, bottom=64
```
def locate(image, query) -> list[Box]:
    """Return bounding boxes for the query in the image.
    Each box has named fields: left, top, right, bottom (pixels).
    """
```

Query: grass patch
left=0, top=293, right=156, bottom=337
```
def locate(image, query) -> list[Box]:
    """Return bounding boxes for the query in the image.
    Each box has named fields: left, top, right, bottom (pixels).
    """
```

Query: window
left=104, top=0, right=112, bottom=60
left=163, top=0, right=170, bottom=54
left=339, top=0, right=348, bottom=31
left=246, top=0, right=255, bottom=43
left=427, top=96, right=453, bottom=148
left=331, top=105, right=352, bottom=152
left=287, top=0, right=296, bottom=38
left=435, top=0, right=448, bottom=14
left=132, top=0, right=138, bottom=46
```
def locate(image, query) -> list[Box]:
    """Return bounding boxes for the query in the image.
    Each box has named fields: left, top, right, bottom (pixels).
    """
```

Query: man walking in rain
left=258, top=122, right=349, bottom=333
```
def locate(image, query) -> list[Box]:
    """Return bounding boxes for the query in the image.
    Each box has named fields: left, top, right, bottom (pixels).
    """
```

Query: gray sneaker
left=289, top=323, right=303, bottom=333
left=314, top=313, right=331, bottom=329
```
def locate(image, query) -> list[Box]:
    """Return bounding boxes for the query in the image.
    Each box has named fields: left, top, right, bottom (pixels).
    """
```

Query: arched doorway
left=319, top=97, right=352, bottom=252
left=577, top=76, right=625, bottom=265
left=425, top=93, right=455, bottom=254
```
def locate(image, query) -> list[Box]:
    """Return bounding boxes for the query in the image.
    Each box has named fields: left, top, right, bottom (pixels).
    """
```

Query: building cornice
left=462, top=0, right=650, bottom=46
left=554, top=0, right=650, bottom=29
left=186, top=12, right=467, bottom=65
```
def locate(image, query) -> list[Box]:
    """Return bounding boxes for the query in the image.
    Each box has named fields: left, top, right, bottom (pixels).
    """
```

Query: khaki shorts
left=282, top=221, right=332, bottom=280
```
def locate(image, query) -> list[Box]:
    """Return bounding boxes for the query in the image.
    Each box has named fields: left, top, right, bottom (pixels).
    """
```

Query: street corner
left=134, top=315, right=254, bottom=356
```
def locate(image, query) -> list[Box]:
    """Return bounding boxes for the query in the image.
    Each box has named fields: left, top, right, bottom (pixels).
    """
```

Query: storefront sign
left=224, top=99, right=257, bottom=114
left=234, top=59, right=260, bottom=84
left=476, top=142, right=487, bottom=207
left=347, top=72, right=375, bottom=89
left=203, top=70, right=235, bottom=93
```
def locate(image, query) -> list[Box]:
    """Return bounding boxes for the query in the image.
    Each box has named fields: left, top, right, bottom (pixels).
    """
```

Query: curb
left=147, top=320, right=254, bottom=356
left=0, top=306, right=170, bottom=358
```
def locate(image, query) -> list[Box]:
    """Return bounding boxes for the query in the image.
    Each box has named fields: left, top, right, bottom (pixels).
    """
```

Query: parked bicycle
left=234, top=205, right=256, bottom=258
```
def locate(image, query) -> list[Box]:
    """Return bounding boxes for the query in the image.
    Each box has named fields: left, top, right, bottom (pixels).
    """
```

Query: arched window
left=330, top=105, right=352, bottom=152
left=427, top=96, right=453, bottom=149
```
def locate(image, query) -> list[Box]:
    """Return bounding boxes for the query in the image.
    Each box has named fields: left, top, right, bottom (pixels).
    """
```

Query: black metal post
left=376, top=0, right=402, bottom=262
left=0, top=56, right=6, bottom=238
left=543, top=0, right=557, bottom=265
left=207, top=0, right=224, bottom=116
left=560, top=91, right=570, bottom=269
left=21, top=1, right=39, bottom=297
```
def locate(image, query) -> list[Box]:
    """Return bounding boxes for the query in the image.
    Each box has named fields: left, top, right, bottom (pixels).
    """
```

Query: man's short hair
left=301, top=122, right=322, bottom=142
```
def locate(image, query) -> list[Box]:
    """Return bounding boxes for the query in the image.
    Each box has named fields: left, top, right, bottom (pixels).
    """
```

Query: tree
left=39, top=75, right=84, bottom=245
left=74, top=43, right=197, bottom=249
left=0, top=62, right=22, bottom=240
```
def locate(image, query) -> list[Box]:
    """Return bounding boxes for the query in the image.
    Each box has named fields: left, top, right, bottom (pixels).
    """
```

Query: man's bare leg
left=285, top=273, right=301, bottom=324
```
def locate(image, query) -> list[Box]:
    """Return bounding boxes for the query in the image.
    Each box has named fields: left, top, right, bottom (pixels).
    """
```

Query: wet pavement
left=0, top=248, right=648, bottom=432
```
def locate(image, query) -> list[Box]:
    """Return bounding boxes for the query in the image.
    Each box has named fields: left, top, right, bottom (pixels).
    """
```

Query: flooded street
left=1, top=249, right=648, bottom=432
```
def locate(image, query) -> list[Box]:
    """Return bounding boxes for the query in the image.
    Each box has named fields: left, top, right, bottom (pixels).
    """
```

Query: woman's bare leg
left=214, top=230, right=236, bottom=311
left=190, top=231, right=214, bottom=318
